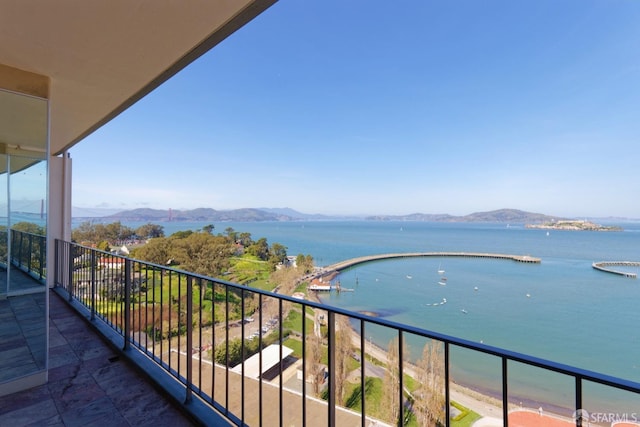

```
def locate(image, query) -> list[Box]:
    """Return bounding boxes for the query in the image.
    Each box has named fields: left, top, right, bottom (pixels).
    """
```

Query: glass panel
left=0, top=88, right=48, bottom=385
left=9, top=158, right=47, bottom=294
left=0, top=154, right=6, bottom=295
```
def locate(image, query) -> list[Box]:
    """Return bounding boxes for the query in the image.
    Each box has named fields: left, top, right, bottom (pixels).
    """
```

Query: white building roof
left=231, top=344, right=294, bottom=379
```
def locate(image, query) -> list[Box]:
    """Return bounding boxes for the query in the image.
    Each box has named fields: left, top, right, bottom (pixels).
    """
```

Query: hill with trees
left=367, top=208, right=562, bottom=223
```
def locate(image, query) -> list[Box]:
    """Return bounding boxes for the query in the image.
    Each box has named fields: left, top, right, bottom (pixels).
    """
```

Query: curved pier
left=592, top=261, right=639, bottom=278
left=318, top=252, right=540, bottom=277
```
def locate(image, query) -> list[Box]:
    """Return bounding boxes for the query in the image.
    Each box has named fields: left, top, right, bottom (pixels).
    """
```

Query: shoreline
left=308, top=290, right=581, bottom=424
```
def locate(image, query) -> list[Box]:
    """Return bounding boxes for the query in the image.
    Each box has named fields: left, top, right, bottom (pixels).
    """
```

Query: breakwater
left=319, top=252, right=540, bottom=276
left=592, top=261, right=639, bottom=278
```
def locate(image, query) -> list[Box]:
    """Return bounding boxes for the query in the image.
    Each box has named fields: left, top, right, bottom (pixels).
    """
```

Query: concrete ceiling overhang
left=0, top=0, right=277, bottom=156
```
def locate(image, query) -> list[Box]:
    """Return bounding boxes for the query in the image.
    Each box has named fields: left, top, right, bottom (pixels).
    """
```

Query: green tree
left=247, top=237, right=269, bottom=261
left=383, top=338, right=402, bottom=424
left=307, top=334, right=324, bottom=397
left=224, top=227, right=238, bottom=243
left=202, top=224, right=215, bottom=234
left=170, top=230, right=193, bottom=239
left=296, top=253, right=314, bottom=274
left=269, top=242, right=288, bottom=267
left=96, top=240, right=110, bottom=252
left=170, top=232, right=235, bottom=277
left=414, top=340, right=445, bottom=426
left=72, top=221, right=98, bottom=242
left=132, top=237, right=171, bottom=265
left=11, top=221, right=45, bottom=235
left=334, top=315, right=353, bottom=406
left=135, top=223, right=164, bottom=239
left=237, top=232, right=253, bottom=247
left=104, top=221, right=135, bottom=243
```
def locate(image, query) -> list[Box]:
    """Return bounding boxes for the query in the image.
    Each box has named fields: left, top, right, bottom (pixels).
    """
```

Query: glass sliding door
left=0, top=154, right=6, bottom=295
left=0, top=87, right=48, bottom=389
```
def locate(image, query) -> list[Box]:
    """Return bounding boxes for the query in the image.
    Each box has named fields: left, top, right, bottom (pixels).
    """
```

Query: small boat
left=406, top=275, right=412, bottom=279
left=438, top=280, right=446, bottom=286
left=461, top=309, right=468, bottom=314
left=437, top=263, right=445, bottom=275
left=474, top=286, right=479, bottom=291
left=526, top=293, right=531, bottom=298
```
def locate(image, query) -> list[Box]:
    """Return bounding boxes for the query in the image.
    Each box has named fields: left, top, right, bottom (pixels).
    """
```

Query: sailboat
left=437, top=262, right=445, bottom=275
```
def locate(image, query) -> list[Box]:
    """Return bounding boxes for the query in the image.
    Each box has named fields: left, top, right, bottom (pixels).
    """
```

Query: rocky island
left=525, top=220, right=622, bottom=231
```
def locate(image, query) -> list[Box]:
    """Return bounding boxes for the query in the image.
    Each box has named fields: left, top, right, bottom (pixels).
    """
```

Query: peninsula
left=525, top=220, right=622, bottom=231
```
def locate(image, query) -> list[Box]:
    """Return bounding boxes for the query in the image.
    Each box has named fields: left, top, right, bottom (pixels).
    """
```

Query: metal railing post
left=39, top=235, right=45, bottom=280
left=445, top=342, right=450, bottom=426
left=327, top=311, right=336, bottom=426
left=186, top=276, right=193, bottom=404
left=502, top=357, right=509, bottom=427
left=27, top=233, right=32, bottom=273
left=575, top=377, right=583, bottom=427
left=54, top=239, right=59, bottom=287
left=240, top=288, right=245, bottom=424
left=301, top=301, right=306, bottom=427
left=123, top=258, right=131, bottom=350
left=360, top=320, right=365, bottom=427
left=398, top=331, right=404, bottom=427
left=259, top=294, right=264, bottom=427
left=90, top=250, right=96, bottom=320
left=67, top=241, right=73, bottom=301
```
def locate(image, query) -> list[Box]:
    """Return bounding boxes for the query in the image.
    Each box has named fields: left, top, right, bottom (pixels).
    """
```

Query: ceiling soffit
left=0, top=0, right=277, bottom=155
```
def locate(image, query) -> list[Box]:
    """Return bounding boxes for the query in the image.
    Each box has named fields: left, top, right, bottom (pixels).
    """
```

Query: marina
left=316, top=251, right=541, bottom=281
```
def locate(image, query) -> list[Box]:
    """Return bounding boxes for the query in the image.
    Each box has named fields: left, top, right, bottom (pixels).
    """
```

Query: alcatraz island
left=525, top=219, right=623, bottom=231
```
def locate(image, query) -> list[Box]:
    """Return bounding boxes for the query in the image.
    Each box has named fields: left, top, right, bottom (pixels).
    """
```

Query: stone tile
left=48, top=372, right=106, bottom=413
left=125, top=404, right=194, bottom=427
left=0, top=399, right=59, bottom=427
left=0, top=290, right=196, bottom=427
left=76, top=341, right=116, bottom=362
left=25, top=414, right=64, bottom=427
left=59, top=396, right=122, bottom=427
left=47, top=342, right=80, bottom=370
left=0, top=383, right=50, bottom=415
left=48, top=327, right=68, bottom=348
left=48, top=362, right=82, bottom=383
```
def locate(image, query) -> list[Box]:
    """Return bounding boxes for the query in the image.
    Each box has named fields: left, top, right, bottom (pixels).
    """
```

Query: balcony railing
left=10, top=229, right=46, bottom=282
left=53, top=239, right=640, bottom=427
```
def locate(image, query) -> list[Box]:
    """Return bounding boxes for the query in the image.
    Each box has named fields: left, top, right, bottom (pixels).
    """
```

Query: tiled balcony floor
left=0, top=290, right=197, bottom=426
left=0, top=291, right=46, bottom=383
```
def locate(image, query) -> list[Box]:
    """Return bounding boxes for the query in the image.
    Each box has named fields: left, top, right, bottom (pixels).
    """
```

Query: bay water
left=92, top=219, right=640, bottom=412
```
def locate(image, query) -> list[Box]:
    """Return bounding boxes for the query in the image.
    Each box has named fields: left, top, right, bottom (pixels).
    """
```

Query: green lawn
left=450, top=401, right=482, bottom=427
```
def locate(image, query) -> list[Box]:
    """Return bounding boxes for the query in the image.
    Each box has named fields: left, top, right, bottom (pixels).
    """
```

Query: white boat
left=438, top=280, right=446, bottom=286
left=437, top=263, right=445, bottom=275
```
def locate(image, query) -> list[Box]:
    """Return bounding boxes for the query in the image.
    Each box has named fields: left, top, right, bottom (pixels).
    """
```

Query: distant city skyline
left=70, top=1, right=640, bottom=218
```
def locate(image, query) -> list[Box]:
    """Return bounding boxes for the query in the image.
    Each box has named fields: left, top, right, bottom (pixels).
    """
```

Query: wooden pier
left=317, top=252, right=541, bottom=278
left=592, top=261, right=639, bottom=278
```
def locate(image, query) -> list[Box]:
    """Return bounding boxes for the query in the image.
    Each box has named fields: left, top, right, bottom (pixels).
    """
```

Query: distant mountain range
left=366, top=209, right=561, bottom=223
left=73, top=207, right=568, bottom=224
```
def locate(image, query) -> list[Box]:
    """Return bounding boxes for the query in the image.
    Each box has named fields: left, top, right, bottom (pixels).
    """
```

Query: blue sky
left=71, top=1, right=640, bottom=218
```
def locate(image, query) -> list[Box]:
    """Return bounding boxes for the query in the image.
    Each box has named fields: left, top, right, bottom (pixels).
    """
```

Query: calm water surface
left=92, top=219, right=640, bottom=410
